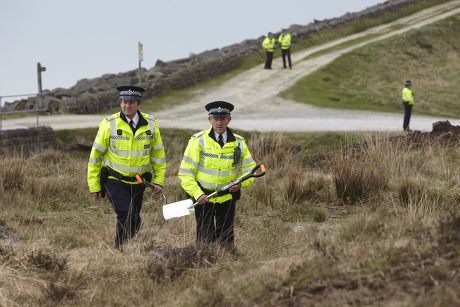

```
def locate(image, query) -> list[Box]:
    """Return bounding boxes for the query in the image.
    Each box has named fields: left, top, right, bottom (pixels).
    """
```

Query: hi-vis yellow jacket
left=402, top=87, right=415, bottom=105
left=178, top=128, right=257, bottom=204
left=87, top=112, right=166, bottom=193
left=278, top=33, right=291, bottom=49
left=262, top=37, right=276, bottom=52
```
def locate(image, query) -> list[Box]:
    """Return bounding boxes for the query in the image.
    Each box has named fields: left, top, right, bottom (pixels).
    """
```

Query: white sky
left=1, top=0, right=382, bottom=97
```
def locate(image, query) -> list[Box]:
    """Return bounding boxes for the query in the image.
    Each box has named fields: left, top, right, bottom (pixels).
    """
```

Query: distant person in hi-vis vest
left=402, top=80, right=415, bottom=131
left=262, top=32, right=276, bottom=69
left=278, top=29, right=292, bottom=69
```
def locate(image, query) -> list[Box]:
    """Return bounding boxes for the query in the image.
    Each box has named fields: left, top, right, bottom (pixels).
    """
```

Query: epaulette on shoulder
left=234, top=133, right=246, bottom=142
left=105, top=113, right=120, bottom=121
left=191, top=130, right=207, bottom=139
left=142, top=112, right=157, bottom=121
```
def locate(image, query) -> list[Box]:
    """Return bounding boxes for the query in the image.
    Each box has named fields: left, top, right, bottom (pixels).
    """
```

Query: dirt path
left=2, top=1, right=460, bottom=132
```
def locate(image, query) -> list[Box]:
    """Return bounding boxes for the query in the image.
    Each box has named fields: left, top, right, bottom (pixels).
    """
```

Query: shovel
left=162, top=164, right=266, bottom=220
left=135, top=174, right=167, bottom=202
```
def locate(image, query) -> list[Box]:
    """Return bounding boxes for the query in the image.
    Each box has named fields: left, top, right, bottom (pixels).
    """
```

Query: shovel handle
left=215, top=164, right=266, bottom=194
left=235, top=164, right=266, bottom=182
left=136, top=174, right=156, bottom=190
left=249, top=164, right=266, bottom=178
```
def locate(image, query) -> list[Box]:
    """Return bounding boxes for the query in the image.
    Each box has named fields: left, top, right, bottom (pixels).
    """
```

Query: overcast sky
left=1, top=0, right=382, bottom=98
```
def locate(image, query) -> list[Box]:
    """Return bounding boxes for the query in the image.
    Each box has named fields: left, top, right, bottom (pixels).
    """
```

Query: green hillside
left=282, top=13, right=460, bottom=118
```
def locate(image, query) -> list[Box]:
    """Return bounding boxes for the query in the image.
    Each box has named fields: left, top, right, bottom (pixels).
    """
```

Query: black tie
left=129, top=120, right=136, bottom=133
left=218, top=134, right=224, bottom=148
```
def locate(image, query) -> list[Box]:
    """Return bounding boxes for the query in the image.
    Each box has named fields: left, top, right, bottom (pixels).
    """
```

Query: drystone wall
left=0, top=127, right=55, bottom=155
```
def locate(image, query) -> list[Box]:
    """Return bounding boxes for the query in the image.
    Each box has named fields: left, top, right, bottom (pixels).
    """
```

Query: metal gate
left=0, top=93, right=49, bottom=130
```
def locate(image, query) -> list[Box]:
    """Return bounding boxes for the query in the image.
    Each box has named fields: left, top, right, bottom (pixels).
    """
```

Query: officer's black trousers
left=194, top=199, right=236, bottom=249
left=104, top=179, right=145, bottom=247
left=264, top=51, right=274, bottom=69
left=281, top=48, right=292, bottom=68
left=403, top=101, right=413, bottom=131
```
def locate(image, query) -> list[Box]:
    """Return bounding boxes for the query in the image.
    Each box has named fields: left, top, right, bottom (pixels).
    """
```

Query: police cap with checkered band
left=205, top=101, right=234, bottom=116
left=117, top=85, right=145, bottom=101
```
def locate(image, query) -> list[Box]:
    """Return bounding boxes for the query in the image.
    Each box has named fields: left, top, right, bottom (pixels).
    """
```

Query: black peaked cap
left=117, top=85, right=145, bottom=100
left=205, top=101, right=234, bottom=116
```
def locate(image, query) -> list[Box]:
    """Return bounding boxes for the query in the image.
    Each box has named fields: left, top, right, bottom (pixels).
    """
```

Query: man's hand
left=228, top=183, right=241, bottom=193
left=197, top=194, right=209, bottom=205
left=92, top=192, right=103, bottom=200
left=151, top=184, right=163, bottom=196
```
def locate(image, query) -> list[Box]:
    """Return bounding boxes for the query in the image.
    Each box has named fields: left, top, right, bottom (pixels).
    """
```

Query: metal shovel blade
left=162, top=199, right=194, bottom=220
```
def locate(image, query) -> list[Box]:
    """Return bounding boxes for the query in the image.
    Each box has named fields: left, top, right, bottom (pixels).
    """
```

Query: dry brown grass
left=1, top=131, right=460, bottom=306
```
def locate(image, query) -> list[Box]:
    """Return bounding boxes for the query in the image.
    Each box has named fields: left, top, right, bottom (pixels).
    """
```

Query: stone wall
left=3, top=0, right=434, bottom=114
left=0, top=127, right=55, bottom=155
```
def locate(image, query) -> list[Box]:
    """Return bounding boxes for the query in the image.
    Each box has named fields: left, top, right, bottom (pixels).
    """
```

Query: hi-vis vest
left=278, top=33, right=291, bottom=49
left=87, top=112, right=166, bottom=193
left=262, top=37, right=276, bottom=52
left=402, top=87, right=415, bottom=105
left=178, top=128, right=257, bottom=204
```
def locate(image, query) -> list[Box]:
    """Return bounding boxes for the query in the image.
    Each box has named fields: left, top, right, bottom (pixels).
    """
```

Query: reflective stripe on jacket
left=402, top=87, right=415, bottom=105
left=178, top=128, right=256, bottom=204
left=262, top=37, right=275, bottom=52
left=278, top=33, right=291, bottom=49
left=87, top=111, right=166, bottom=193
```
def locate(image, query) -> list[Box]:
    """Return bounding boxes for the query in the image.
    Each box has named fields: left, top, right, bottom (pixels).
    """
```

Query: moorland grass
left=1, top=129, right=460, bottom=305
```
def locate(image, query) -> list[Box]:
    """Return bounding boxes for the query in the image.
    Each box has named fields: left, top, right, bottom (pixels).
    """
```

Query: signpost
left=37, top=62, right=46, bottom=126
left=37, top=62, right=46, bottom=97
left=138, top=42, right=143, bottom=85
left=0, top=63, right=48, bottom=130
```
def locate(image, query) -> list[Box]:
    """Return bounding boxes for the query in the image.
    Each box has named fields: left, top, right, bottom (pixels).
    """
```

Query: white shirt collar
left=129, top=113, right=139, bottom=128
left=214, top=130, right=227, bottom=144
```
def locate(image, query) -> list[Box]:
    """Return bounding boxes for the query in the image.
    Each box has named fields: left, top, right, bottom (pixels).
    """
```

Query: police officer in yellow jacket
left=178, top=101, right=256, bottom=252
left=402, top=80, right=415, bottom=131
left=278, top=29, right=292, bottom=69
left=262, top=32, right=276, bottom=69
left=87, top=85, right=166, bottom=249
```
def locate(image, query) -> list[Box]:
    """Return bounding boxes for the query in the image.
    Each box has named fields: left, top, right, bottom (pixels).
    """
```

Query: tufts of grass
left=332, top=145, right=389, bottom=204
left=249, top=132, right=301, bottom=169
left=312, top=207, right=327, bottom=223
left=338, top=211, right=386, bottom=242
left=41, top=273, right=86, bottom=304
left=0, top=156, right=28, bottom=193
left=146, top=244, right=219, bottom=283
left=52, top=234, right=87, bottom=250
left=28, top=250, right=68, bottom=273
left=1, top=128, right=460, bottom=306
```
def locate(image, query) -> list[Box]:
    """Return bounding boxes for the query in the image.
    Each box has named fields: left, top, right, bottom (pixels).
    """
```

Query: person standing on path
left=402, top=80, right=415, bottom=131
left=178, top=101, right=257, bottom=254
left=262, top=32, right=276, bottom=69
left=278, top=29, right=292, bottom=69
left=87, top=85, right=166, bottom=250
